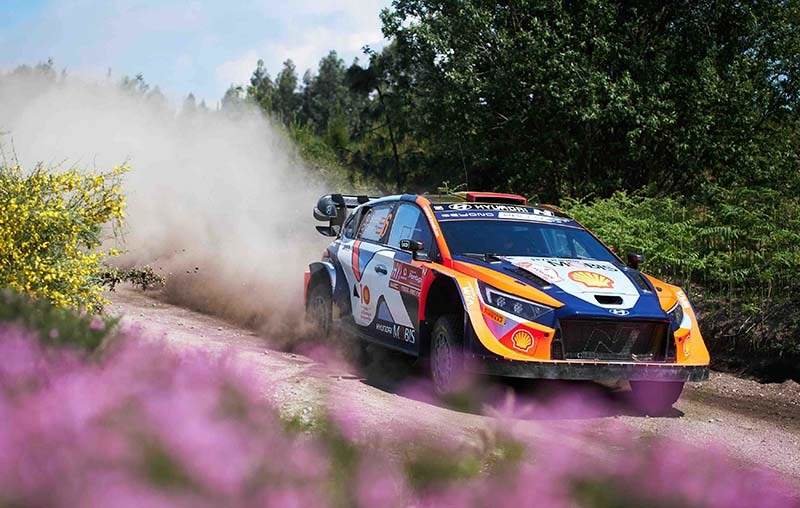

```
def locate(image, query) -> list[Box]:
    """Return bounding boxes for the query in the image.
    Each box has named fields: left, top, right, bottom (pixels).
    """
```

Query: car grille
left=558, top=319, right=669, bottom=362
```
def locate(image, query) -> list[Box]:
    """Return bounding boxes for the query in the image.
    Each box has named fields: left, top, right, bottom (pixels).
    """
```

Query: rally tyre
left=629, top=381, right=685, bottom=416
left=430, top=314, right=466, bottom=396
left=306, top=282, right=332, bottom=340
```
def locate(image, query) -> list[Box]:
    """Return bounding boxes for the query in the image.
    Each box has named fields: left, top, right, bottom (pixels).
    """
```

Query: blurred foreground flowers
left=0, top=317, right=796, bottom=507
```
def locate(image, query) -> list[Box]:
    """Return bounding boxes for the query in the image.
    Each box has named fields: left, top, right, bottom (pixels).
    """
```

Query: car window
left=439, top=220, right=618, bottom=263
left=341, top=213, right=357, bottom=239
left=356, top=203, right=393, bottom=242
left=387, top=203, right=434, bottom=253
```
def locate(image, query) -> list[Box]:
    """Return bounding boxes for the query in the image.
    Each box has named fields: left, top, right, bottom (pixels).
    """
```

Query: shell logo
left=568, top=270, right=614, bottom=289
left=511, top=330, right=535, bottom=352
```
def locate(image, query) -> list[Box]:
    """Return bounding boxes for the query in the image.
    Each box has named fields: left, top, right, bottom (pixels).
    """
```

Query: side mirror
left=399, top=239, right=427, bottom=261
left=627, top=252, right=644, bottom=270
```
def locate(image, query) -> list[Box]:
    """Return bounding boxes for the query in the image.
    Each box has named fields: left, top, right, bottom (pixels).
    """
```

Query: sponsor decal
left=512, top=260, right=561, bottom=283
left=461, top=284, right=477, bottom=307
left=482, top=305, right=506, bottom=325
left=439, top=211, right=496, bottom=219
left=582, top=261, right=617, bottom=272
left=497, top=212, right=569, bottom=223
left=568, top=270, right=615, bottom=289
left=375, top=320, right=416, bottom=344
left=361, top=285, right=371, bottom=305
left=448, top=203, right=546, bottom=214
left=546, top=259, right=575, bottom=267
left=511, top=330, right=535, bottom=352
left=389, top=261, right=427, bottom=297
left=360, top=305, right=373, bottom=322
left=609, top=309, right=629, bottom=316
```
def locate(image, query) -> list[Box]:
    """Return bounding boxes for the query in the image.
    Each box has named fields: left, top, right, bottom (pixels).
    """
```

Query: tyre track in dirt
left=107, top=288, right=800, bottom=488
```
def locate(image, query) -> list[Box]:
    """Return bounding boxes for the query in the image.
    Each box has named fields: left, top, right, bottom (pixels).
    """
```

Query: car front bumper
left=474, top=357, right=709, bottom=382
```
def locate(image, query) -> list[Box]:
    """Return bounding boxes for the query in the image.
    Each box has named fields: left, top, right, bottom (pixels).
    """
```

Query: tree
left=248, top=59, right=274, bottom=111
left=273, top=59, right=300, bottom=125
left=347, top=47, right=405, bottom=190
left=119, top=73, right=149, bottom=95
left=182, top=93, right=197, bottom=115
left=382, top=0, right=800, bottom=201
left=305, top=51, right=354, bottom=134
left=221, top=85, right=246, bottom=112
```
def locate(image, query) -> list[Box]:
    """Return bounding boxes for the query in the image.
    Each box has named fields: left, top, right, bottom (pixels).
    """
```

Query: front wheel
left=430, top=314, right=466, bottom=395
left=306, top=282, right=332, bottom=340
left=629, top=381, right=685, bottom=416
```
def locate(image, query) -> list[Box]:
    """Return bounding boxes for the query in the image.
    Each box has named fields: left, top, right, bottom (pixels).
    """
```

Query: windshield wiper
left=462, top=252, right=504, bottom=263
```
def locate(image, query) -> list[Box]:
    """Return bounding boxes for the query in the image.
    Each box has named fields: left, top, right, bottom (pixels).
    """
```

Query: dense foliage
left=0, top=160, right=127, bottom=310
left=566, top=190, right=800, bottom=294
left=381, top=0, right=800, bottom=199
left=221, top=1, right=799, bottom=201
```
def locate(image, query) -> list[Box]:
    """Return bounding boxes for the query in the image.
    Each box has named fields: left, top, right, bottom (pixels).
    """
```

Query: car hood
left=500, top=256, right=644, bottom=311
left=452, top=254, right=668, bottom=320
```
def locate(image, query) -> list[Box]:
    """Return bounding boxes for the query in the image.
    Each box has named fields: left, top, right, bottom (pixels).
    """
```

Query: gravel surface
left=108, top=288, right=800, bottom=489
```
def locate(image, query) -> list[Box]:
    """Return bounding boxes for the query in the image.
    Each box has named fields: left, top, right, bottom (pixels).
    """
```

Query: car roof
left=363, top=194, right=570, bottom=217
left=357, top=194, right=580, bottom=228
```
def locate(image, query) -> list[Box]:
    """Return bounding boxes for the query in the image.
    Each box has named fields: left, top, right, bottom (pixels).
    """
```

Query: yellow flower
left=0, top=162, right=128, bottom=310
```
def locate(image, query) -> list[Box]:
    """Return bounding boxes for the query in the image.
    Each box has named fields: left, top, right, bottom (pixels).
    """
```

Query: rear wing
left=313, top=193, right=378, bottom=237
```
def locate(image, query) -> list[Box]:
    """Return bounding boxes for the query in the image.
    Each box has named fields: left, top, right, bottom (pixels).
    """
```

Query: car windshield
left=439, top=220, right=618, bottom=263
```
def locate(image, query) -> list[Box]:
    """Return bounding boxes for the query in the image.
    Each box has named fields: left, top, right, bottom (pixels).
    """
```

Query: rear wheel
left=430, top=314, right=466, bottom=395
left=306, top=282, right=332, bottom=340
left=629, top=381, right=684, bottom=416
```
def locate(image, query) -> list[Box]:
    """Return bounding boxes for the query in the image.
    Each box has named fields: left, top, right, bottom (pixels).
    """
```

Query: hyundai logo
left=609, top=309, right=630, bottom=316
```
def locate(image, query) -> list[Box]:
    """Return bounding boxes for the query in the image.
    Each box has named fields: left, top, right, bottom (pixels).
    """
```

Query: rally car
left=305, top=192, right=709, bottom=414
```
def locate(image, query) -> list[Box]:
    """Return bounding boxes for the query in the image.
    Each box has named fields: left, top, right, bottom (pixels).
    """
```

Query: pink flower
left=89, top=317, right=105, bottom=332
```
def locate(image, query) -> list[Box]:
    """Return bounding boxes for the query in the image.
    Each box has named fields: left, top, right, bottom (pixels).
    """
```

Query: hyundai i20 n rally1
left=305, top=192, right=710, bottom=414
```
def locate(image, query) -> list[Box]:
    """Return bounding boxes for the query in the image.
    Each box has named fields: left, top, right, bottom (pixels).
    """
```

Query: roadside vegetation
left=0, top=159, right=127, bottom=310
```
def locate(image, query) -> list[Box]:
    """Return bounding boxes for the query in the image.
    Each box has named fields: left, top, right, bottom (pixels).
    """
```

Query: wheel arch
left=418, top=273, right=466, bottom=357
left=306, top=261, right=336, bottom=308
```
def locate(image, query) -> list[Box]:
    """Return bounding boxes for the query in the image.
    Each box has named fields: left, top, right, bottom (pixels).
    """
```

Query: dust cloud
left=0, top=71, right=332, bottom=335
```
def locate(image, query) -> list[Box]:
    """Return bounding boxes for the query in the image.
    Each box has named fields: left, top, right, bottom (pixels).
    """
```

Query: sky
left=0, top=0, right=392, bottom=105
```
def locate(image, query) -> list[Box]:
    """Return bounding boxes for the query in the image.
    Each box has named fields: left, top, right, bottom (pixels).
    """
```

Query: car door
left=335, top=201, right=397, bottom=338
left=375, top=202, right=436, bottom=354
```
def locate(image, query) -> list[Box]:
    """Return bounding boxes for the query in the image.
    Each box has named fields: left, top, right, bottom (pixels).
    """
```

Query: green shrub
left=564, top=189, right=800, bottom=297
left=0, top=290, right=116, bottom=351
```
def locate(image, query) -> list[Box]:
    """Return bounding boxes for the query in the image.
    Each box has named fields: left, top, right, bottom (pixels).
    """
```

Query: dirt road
left=108, top=288, right=800, bottom=487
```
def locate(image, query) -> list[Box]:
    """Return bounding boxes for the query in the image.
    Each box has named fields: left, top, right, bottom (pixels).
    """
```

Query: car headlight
left=668, top=302, right=685, bottom=330
left=479, top=282, right=552, bottom=322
